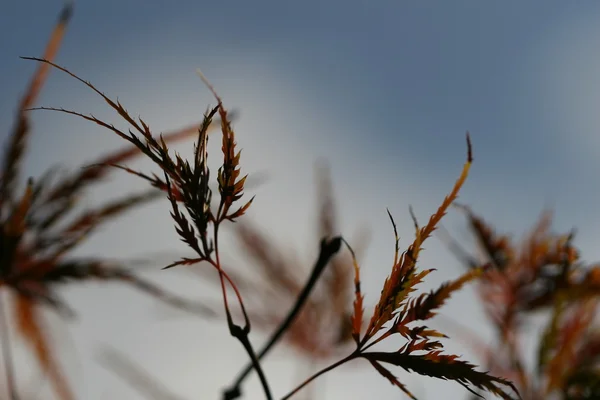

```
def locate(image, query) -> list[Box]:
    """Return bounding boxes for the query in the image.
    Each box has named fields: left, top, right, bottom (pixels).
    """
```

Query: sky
left=2, top=1, right=600, bottom=399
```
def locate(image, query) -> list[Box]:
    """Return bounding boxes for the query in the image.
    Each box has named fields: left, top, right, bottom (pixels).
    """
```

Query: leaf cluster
left=194, top=161, right=368, bottom=360
left=278, top=136, right=519, bottom=400
left=447, top=207, right=600, bottom=400
left=26, top=39, right=274, bottom=396
left=0, top=5, right=216, bottom=399
left=17, top=6, right=527, bottom=400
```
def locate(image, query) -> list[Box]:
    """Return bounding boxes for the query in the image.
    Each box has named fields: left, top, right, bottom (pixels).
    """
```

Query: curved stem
left=223, top=236, right=342, bottom=400
left=280, top=352, right=356, bottom=400
left=213, top=223, right=272, bottom=400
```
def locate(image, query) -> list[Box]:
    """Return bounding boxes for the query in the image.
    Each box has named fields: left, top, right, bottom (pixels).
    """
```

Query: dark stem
left=223, top=236, right=342, bottom=400
left=0, top=291, right=19, bottom=400
left=280, top=352, right=357, bottom=400
left=229, top=324, right=273, bottom=400
left=214, top=223, right=273, bottom=400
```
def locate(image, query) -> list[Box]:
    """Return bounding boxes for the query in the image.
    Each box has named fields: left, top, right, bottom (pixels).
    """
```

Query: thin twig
left=280, top=352, right=357, bottom=400
left=223, top=236, right=342, bottom=400
left=213, top=223, right=273, bottom=400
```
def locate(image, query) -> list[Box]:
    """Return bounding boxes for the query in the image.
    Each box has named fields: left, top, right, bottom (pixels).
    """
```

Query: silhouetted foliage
left=29, top=51, right=519, bottom=398
left=13, top=4, right=600, bottom=400
left=440, top=206, right=600, bottom=400
left=0, top=5, right=216, bottom=399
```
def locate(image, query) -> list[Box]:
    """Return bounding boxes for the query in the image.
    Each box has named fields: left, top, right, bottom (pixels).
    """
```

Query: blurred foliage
left=1, top=4, right=216, bottom=399
left=441, top=206, right=600, bottom=400
left=4, top=4, right=600, bottom=400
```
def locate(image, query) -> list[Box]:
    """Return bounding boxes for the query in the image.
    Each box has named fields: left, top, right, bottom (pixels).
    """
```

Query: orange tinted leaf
left=43, top=120, right=225, bottom=205
left=6, top=178, right=33, bottom=236
left=226, top=195, right=254, bottom=221
left=365, top=134, right=472, bottom=340
left=342, top=238, right=364, bottom=345
left=545, top=301, right=596, bottom=394
left=398, top=265, right=488, bottom=326
left=1, top=4, right=72, bottom=206
left=15, top=295, right=74, bottom=400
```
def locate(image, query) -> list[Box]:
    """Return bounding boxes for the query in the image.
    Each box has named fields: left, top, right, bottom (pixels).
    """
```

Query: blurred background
left=2, top=1, right=600, bottom=399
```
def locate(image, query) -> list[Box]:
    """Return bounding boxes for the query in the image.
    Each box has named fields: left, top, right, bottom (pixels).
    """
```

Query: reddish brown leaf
left=15, top=295, right=74, bottom=400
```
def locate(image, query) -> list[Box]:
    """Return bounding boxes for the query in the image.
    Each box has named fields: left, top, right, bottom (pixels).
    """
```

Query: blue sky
left=2, top=1, right=600, bottom=399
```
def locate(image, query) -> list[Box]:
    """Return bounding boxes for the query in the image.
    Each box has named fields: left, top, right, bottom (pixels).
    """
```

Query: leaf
left=3, top=12, right=230, bottom=400
left=35, top=188, right=162, bottom=260
left=42, top=120, right=222, bottom=205
left=5, top=178, right=34, bottom=237
left=537, top=295, right=566, bottom=373
left=365, top=134, right=472, bottom=340
left=342, top=238, right=364, bottom=345
left=545, top=301, right=596, bottom=395
left=456, top=204, right=514, bottom=270
left=363, top=351, right=519, bottom=400
left=13, top=259, right=215, bottom=317
left=0, top=3, right=72, bottom=208
left=196, top=71, right=249, bottom=222
left=225, top=196, right=254, bottom=221
left=397, top=265, right=488, bottom=328
left=315, top=161, right=359, bottom=326
left=387, top=208, right=400, bottom=267
left=15, top=295, right=74, bottom=400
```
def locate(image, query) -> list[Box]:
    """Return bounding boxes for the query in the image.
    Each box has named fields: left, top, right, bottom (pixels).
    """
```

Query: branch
left=222, top=236, right=342, bottom=400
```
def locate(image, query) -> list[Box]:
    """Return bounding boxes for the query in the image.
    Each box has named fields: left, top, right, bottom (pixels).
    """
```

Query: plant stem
left=223, top=236, right=342, bottom=400
left=280, top=352, right=356, bottom=400
left=231, top=327, right=273, bottom=400
left=214, top=223, right=273, bottom=400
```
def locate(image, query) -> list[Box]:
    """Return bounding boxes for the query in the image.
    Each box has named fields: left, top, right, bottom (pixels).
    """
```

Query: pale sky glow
left=3, top=1, right=600, bottom=399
